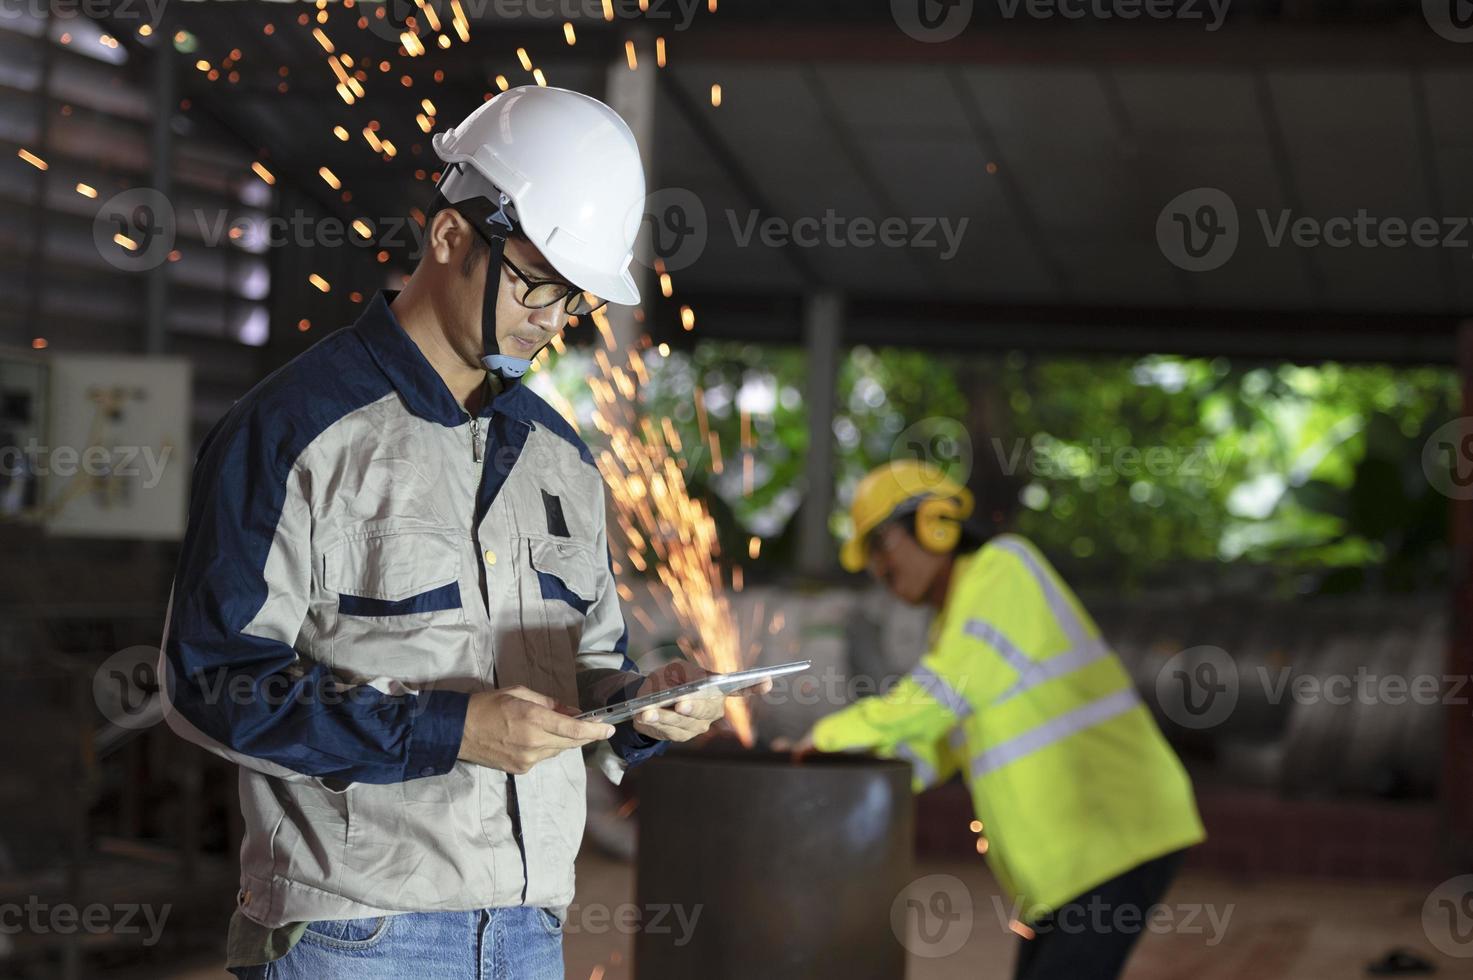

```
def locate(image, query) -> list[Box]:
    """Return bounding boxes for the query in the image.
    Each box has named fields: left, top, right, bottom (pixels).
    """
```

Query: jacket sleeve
left=575, top=490, right=668, bottom=783
left=159, top=409, right=469, bottom=787
left=811, top=549, right=1029, bottom=754
left=875, top=726, right=965, bottom=793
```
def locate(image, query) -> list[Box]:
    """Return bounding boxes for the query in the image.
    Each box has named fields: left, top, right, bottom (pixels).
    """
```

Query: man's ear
left=424, top=208, right=471, bottom=266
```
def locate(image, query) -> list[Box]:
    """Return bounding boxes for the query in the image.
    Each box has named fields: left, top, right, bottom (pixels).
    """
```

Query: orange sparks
left=579, top=310, right=754, bottom=743
left=708, top=431, right=723, bottom=475
left=450, top=0, right=471, bottom=41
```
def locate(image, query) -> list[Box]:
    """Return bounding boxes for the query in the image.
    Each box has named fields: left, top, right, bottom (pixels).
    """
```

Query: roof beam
left=674, top=24, right=1469, bottom=67
left=653, top=291, right=1460, bottom=364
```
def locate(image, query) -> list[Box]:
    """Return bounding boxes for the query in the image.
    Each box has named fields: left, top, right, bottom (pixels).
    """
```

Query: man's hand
left=630, top=660, right=774, bottom=743
left=768, top=731, right=817, bottom=755
left=458, top=686, right=615, bottom=774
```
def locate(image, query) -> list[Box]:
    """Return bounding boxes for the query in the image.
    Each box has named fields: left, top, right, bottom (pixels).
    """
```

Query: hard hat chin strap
left=475, top=190, right=534, bottom=382
left=426, top=169, right=542, bottom=383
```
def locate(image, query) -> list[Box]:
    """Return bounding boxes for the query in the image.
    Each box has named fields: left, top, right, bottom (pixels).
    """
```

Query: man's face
left=866, top=521, right=943, bottom=605
left=492, top=234, right=572, bottom=360
left=438, top=211, right=572, bottom=369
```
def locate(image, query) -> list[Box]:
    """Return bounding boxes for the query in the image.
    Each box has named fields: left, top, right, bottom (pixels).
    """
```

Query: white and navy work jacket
left=160, top=291, right=663, bottom=928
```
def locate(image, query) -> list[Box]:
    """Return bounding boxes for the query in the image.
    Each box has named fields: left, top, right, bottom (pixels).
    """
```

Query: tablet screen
left=576, top=659, right=811, bottom=726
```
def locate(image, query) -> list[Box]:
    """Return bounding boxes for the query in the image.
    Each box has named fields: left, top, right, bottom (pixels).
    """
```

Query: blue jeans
left=228, top=906, right=564, bottom=980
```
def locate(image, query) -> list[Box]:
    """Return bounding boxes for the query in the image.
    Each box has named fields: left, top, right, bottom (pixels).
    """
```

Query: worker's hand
left=458, top=686, right=615, bottom=774
left=769, top=731, right=818, bottom=756
left=630, top=660, right=773, bottom=743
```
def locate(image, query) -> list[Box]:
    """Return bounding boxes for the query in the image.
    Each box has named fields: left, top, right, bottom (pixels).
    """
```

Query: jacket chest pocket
left=527, top=537, right=596, bottom=616
left=324, top=526, right=466, bottom=624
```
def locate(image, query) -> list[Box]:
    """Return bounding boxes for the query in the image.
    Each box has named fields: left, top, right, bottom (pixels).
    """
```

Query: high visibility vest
left=814, top=534, right=1205, bottom=922
left=877, top=725, right=966, bottom=793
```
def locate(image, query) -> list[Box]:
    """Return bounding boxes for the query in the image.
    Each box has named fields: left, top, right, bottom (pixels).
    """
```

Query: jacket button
left=484, top=549, right=497, bottom=565
left=419, top=766, right=435, bottom=777
left=242, top=889, right=251, bottom=905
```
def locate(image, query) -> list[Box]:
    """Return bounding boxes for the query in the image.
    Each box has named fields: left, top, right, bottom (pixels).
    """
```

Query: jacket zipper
left=467, top=412, right=483, bottom=463
left=465, top=404, right=528, bottom=903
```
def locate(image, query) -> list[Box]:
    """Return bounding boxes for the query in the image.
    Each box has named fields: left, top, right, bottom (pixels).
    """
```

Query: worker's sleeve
left=575, top=492, right=669, bottom=784
left=877, top=726, right=965, bottom=793
left=159, top=410, right=469, bottom=789
left=811, top=550, right=1029, bottom=754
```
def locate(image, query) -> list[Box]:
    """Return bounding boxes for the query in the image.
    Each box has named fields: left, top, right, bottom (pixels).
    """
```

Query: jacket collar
left=353, top=289, right=522, bottom=426
left=929, top=548, right=980, bottom=645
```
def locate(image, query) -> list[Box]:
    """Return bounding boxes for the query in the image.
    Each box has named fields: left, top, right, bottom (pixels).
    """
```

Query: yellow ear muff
left=914, top=487, right=975, bottom=555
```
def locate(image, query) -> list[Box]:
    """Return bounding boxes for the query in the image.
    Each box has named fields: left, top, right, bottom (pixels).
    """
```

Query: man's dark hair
left=459, top=223, right=489, bottom=277
left=455, top=226, right=536, bottom=279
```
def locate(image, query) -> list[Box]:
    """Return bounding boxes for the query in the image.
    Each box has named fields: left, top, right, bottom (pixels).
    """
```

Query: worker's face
left=867, top=521, right=945, bottom=605
left=492, top=234, right=572, bottom=360
left=432, top=210, right=571, bottom=369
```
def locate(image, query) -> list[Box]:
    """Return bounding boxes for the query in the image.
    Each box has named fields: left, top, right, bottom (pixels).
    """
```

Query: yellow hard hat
left=839, top=460, right=975, bottom=573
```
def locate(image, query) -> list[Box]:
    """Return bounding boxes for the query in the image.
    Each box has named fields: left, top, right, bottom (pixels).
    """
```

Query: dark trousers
left=1012, top=849, right=1187, bottom=980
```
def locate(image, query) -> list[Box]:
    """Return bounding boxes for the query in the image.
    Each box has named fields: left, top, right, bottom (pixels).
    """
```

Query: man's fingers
left=658, top=661, right=699, bottom=686
left=638, top=706, right=707, bottom=734
left=531, top=704, right=616, bottom=743
left=671, top=696, right=725, bottom=721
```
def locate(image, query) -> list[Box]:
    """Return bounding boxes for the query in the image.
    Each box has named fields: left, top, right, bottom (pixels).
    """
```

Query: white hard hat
left=432, top=85, right=645, bottom=306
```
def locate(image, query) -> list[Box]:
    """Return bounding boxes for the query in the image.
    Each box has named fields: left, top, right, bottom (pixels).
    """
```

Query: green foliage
left=641, top=342, right=811, bottom=566
left=997, top=354, right=1458, bottom=592
left=537, top=340, right=1458, bottom=594
left=831, top=347, right=968, bottom=540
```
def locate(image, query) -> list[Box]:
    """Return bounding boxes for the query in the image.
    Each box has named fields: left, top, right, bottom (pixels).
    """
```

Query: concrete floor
left=161, top=851, right=1463, bottom=979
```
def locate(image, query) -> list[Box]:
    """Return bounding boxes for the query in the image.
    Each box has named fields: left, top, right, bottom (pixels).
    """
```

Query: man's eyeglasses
left=439, top=190, right=609, bottom=317
left=501, top=254, right=607, bottom=317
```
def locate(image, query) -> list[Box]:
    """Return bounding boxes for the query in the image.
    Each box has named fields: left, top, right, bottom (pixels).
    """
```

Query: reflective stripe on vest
left=993, top=536, right=1087, bottom=646
left=910, top=663, right=973, bottom=719
left=893, top=742, right=938, bottom=788
left=962, top=617, right=1031, bottom=672
left=969, top=687, right=1142, bottom=778
left=966, top=537, right=1111, bottom=705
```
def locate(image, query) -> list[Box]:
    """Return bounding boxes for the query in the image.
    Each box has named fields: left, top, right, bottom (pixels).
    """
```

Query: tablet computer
left=577, top=659, right=811, bottom=726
